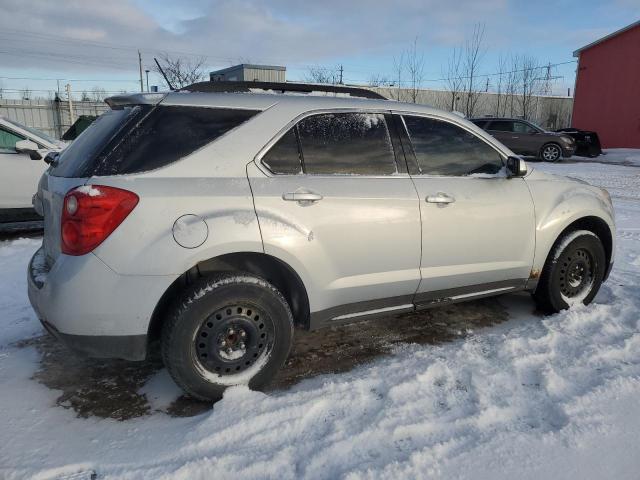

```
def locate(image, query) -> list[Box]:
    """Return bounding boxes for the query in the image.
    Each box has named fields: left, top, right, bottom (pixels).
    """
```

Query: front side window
left=513, top=121, right=537, bottom=134
left=0, top=128, right=25, bottom=153
left=296, top=113, right=397, bottom=175
left=402, top=115, right=503, bottom=176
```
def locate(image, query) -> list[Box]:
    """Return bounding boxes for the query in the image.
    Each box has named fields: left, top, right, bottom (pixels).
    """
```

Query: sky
left=0, top=0, right=639, bottom=99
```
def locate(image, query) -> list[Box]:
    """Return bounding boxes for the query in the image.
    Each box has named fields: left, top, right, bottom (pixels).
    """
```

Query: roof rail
left=180, top=81, right=387, bottom=100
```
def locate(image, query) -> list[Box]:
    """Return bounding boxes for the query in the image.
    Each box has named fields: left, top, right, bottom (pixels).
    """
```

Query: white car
left=27, top=84, right=615, bottom=401
left=0, top=116, right=65, bottom=220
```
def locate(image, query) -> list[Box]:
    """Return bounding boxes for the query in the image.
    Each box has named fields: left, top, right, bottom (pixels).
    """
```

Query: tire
left=540, top=143, right=562, bottom=162
left=161, top=274, right=294, bottom=401
left=533, top=230, right=606, bottom=313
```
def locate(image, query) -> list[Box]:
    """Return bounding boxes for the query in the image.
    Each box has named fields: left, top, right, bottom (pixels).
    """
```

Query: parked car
left=0, top=117, right=65, bottom=222
left=28, top=85, right=615, bottom=401
left=470, top=117, right=576, bottom=162
left=555, top=128, right=603, bottom=157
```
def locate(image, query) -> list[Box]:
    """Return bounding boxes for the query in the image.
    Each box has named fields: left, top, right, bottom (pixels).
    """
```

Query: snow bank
left=1, top=161, right=640, bottom=479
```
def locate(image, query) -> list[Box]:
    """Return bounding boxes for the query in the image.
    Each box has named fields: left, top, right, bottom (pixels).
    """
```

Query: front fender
left=526, top=175, right=615, bottom=284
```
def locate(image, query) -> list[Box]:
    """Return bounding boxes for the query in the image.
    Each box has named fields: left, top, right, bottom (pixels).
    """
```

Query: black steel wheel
left=194, top=303, right=274, bottom=376
left=533, top=230, right=606, bottom=313
left=557, top=247, right=594, bottom=299
left=162, top=274, right=294, bottom=401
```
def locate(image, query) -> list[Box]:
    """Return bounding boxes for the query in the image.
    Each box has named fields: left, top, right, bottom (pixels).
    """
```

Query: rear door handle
left=282, top=191, right=323, bottom=202
left=426, top=192, right=455, bottom=204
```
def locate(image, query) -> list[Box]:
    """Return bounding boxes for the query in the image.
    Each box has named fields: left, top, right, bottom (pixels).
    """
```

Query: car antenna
left=154, top=57, right=176, bottom=91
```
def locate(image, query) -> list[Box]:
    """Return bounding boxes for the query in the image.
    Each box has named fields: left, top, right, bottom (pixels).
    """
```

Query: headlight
left=560, top=136, right=574, bottom=145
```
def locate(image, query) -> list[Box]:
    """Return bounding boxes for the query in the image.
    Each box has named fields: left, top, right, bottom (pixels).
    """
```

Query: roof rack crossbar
left=179, top=81, right=387, bottom=100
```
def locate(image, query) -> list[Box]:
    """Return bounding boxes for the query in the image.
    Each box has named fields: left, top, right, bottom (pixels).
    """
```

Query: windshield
left=4, top=117, right=58, bottom=144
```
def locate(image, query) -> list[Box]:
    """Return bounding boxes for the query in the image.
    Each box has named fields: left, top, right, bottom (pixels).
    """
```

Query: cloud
left=0, top=0, right=512, bottom=74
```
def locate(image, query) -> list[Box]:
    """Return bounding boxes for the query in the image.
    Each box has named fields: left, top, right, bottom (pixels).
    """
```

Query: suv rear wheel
left=533, top=230, right=606, bottom=313
left=161, top=274, right=294, bottom=401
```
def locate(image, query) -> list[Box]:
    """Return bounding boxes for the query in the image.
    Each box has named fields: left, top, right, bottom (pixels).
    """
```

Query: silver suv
left=28, top=84, right=615, bottom=401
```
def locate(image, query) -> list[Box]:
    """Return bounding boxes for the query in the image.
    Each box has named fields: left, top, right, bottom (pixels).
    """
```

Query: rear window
left=51, top=106, right=259, bottom=177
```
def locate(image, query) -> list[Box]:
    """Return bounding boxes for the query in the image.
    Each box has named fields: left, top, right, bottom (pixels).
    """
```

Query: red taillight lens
left=61, top=185, right=139, bottom=256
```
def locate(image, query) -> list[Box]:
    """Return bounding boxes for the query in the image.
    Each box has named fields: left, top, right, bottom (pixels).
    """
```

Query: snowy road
left=1, top=160, right=639, bottom=480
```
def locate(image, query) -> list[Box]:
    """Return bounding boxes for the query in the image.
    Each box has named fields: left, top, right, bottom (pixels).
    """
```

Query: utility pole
left=338, top=65, right=343, bottom=85
left=145, top=70, right=150, bottom=92
left=65, top=83, right=75, bottom=125
left=485, top=78, right=489, bottom=92
left=138, top=50, right=144, bottom=92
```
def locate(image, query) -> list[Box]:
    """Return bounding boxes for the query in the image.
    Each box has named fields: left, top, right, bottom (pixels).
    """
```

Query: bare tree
left=443, top=46, right=464, bottom=111
left=91, top=87, right=107, bottom=102
left=517, top=55, right=542, bottom=120
left=462, top=23, right=485, bottom=117
left=153, top=52, right=206, bottom=89
left=367, top=74, right=391, bottom=87
left=392, top=52, right=405, bottom=101
left=81, top=91, right=90, bottom=101
left=494, top=54, right=508, bottom=116
left=304, top=66, right=339, bottom=84
left=405, top=37, right=425, bottom=103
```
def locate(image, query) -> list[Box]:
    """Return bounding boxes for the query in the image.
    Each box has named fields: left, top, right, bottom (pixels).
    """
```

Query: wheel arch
left=147, top=251, right=311, bottom=350
left=532, top=215, right=613, bottom=290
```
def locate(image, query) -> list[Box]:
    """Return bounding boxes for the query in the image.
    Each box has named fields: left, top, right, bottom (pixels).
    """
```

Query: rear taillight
left=61, top=185, right=139, bottom=256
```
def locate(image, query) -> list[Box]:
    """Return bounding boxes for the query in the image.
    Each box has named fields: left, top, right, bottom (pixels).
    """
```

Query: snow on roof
left=573, top=20, right=640, bottom=57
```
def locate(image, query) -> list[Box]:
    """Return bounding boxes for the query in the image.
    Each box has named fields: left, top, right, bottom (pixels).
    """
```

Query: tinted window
left=0, top=128, right=25, bottom=153
left=470, top=119, right=488, bottom=129
left=52, top=107, right=145, bottom=177
left=262, top=128, right=302, bottom=175
left=52, top=106, right=259, bottom=177
left=513, top=121, right=536, bottom=134
left=403, top=116, right=503, bottom=176
left=487, top=120, right=514, bottom=132
left=296, top=113, right=396, bottom=175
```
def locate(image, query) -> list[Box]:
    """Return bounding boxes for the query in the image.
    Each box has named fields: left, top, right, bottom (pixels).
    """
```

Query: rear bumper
left=28, top=246, right=178, bottom=361
left=40, top=319, right=147, bottom=360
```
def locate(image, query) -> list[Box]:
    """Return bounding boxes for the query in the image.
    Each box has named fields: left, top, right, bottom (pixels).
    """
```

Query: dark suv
left=470, top=117, right=576, bottom=162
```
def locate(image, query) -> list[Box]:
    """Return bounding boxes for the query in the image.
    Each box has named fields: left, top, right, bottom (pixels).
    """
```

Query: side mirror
left=15, top=139, right=42, bottom=160
left=43, top=151, right=60, bottom=167
left=506, top=156, right=527, bottom=177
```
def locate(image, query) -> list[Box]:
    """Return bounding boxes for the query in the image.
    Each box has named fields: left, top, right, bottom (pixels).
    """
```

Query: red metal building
left=572, top=20, right=640, bottom=148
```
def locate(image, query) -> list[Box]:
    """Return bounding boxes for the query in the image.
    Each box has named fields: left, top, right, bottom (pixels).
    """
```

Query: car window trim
left=256, top=108, right=409, bottom=178
left=393, top=112, right=507, bottom=179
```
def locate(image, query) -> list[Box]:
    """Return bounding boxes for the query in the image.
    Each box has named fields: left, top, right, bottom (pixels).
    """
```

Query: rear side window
left=487, top=120, right=514, bottom=132
left=261, top=128, right=303, bottom=175
left=52, top=106, right=259, bottom=177
left=402, top=116, right=503, bottom=176
left=297, top=113, right=397, bottom=175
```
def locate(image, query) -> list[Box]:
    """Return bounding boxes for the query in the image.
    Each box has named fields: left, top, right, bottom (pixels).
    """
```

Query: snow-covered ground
left=575, top=148, right=640, bottom=167
left=1, top=159, right=640, bottom=480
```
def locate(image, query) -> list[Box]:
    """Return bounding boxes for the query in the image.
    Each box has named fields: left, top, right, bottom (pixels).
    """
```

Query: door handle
left=282, top=191, right=323, bottom=202
left=426, top=193, right=455, bottom=204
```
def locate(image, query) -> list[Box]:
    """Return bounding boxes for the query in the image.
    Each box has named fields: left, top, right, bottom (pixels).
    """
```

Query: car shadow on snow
left=19, top=297, right=519, bottom=421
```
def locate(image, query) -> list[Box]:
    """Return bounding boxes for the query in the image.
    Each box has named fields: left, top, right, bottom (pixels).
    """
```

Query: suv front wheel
left=540, top=143, right=562, bottom=162
left=533, top=230, right=606, bottom=313
left=162, top=274, right=294, bottom=401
